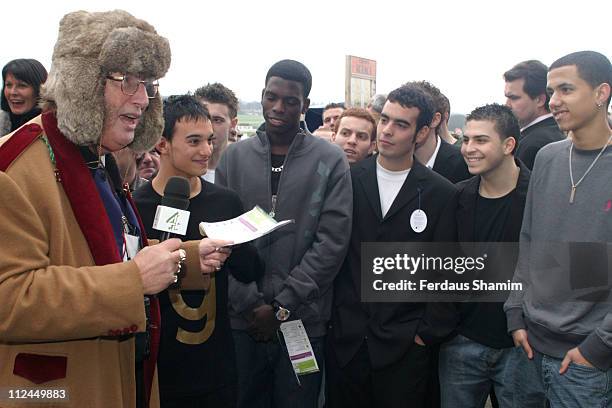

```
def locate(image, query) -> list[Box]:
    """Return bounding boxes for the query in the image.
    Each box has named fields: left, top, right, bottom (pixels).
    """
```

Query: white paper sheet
left=199, top=205, right=294, bottom=245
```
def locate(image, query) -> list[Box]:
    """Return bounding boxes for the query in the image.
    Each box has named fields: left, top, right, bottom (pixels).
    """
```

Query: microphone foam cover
left=161, top=176, right=190, bottom=210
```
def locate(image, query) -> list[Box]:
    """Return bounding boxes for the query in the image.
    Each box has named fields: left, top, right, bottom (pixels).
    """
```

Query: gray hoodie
left=504, top=139, right=612, bottom=369
left=216, top=128, right=352, bottom=337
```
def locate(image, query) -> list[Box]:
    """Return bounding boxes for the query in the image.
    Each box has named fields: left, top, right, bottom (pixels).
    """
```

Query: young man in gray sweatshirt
left=504, top=51, right=612, bottom=408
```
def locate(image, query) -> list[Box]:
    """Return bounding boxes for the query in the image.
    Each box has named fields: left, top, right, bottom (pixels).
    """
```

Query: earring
left=597, top=102, right=603, bottom=108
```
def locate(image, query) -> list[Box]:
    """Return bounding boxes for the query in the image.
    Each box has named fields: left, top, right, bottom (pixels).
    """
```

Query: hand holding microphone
left=133, top=176, right=191, bottom=293
left=134, top=239, right=184, bottom=294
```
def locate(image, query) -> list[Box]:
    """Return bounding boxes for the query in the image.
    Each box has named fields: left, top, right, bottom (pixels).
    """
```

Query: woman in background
left=1, top=59, right=48, bottom=136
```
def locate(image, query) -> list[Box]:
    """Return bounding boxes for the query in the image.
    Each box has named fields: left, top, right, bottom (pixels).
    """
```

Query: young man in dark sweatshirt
left=134, top=95, right=261, bottom=407
left=439, top=104, right=529, bottom=408
left=504, top=51, right=612, bottom=408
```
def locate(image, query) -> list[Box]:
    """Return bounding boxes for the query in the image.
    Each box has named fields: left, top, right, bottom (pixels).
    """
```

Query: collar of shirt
left=376, top=157, right=411, bottom=177
left=425, top=135, right=441, bottom=169
left=520, top=113, right=553, bottom=133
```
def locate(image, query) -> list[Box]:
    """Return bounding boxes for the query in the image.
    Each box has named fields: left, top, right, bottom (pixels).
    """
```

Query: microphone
left=153, top=176, right=191, bottom=241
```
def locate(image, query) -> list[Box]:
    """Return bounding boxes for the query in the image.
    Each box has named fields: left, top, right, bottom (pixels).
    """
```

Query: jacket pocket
left=13, top=353, right=67, bottom=384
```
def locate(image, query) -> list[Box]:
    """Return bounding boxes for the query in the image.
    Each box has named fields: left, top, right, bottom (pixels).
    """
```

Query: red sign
left=350, top=56, right=376, bottom=79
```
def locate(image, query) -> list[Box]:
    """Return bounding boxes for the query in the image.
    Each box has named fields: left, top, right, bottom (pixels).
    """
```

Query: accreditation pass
left=279, top=320, right=319, bottom=376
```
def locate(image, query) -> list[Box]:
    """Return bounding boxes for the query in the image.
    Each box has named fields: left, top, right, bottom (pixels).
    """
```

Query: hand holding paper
left=199, top=238, right=233, bottom=273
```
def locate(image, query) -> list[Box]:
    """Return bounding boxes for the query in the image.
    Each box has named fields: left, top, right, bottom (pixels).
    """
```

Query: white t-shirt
left=376, top=159, right=410, bottom=217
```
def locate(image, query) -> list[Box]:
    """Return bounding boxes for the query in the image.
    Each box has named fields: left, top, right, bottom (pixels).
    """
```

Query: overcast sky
left=2, top=0, right=610, bottom=113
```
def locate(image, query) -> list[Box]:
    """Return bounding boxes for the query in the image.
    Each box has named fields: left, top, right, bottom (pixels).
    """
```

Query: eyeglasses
left=106, top=74, right=159, bottom=99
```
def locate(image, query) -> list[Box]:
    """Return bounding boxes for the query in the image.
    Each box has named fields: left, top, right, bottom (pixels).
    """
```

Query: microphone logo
left=154, top=176, right=191, bottom=237
left=165, top=211, right=181, bottom=232
left=153, top=206, right=190, bottom=236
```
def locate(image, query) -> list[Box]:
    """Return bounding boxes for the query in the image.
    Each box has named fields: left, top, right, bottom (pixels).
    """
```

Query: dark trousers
left=232, top=330, right=324, bottom=408
left=327, top=341, right=431, bottom=408
left=427, top=344, right=440, bottom=408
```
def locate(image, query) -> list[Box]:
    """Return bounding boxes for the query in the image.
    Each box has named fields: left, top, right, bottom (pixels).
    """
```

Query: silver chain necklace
left=568, top=133, right=612, bottom=204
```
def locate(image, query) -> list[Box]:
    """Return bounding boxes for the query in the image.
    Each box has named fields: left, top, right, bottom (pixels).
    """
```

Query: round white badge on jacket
left=410, top=209, right=427, bottom=233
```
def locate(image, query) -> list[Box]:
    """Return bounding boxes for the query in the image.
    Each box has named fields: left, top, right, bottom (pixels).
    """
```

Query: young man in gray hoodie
left=216, top=59, right=352, bottom=408
left=504, top=51, right=612, bottom=408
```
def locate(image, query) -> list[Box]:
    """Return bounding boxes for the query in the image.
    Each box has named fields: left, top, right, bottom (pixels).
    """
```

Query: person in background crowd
left=412, top=82, right=471, bottom=184
left=228, top=128, right=242, bottom=144
left=1, top=58, right=48, bottom=136
left=194, top=83, right=239, bottom=183
left=367, top=93, right=387, bottom=117
left=321, top=102, right=346, bottom=130
left=137, top=148, right=160, bottom=181
left=331, top=107, right=376, bottom=164
left=437, top=93, right=457, bottom=145
left=503, top=60, right=564, bottom=169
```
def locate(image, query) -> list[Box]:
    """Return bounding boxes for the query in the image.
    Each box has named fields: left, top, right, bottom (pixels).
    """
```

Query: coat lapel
left=432, top=139, right=452, bottom=172
left=457, top=177, right=479, bottom=242
left=357, top=156, right=383, bottom=221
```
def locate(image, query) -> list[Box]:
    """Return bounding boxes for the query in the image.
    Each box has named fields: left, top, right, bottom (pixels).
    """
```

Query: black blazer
left=432, top=139, right=471, bottom=183
left=330, top=155, right=459, bottom=369
left=516, top=116, right=565, bottom=170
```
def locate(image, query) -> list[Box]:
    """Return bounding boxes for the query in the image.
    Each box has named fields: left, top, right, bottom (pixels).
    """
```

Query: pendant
left=569, top=186, right=576, bottom=204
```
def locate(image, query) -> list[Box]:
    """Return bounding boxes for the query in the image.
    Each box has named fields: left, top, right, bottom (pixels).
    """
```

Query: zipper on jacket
left=270, top=150, right=290, bottom=218
left=270, top=194, right=277, bottom=217
left=268, top=130, right=302, bottom=219
left=262, top=128, right=303, bottom=302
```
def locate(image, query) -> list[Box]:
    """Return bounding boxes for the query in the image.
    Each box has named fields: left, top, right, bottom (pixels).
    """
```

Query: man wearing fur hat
left=0, top=10, right=229, bottom=408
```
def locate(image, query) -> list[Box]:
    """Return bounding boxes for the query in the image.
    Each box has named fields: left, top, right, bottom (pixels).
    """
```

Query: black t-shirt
left=133, top=180, right=261, bottom=398
left=459, top=191, right=515, bottom=349
left=473, top=193, right=512, bottom=243
left=271, top=154, right=285, bottom=196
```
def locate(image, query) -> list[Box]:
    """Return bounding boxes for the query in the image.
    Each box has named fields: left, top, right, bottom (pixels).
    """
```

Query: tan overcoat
left=0, top=113, right=204, bottom=407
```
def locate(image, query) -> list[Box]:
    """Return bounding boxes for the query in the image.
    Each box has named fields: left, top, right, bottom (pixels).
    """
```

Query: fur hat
left=40, top=10, right=171, bottom=151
